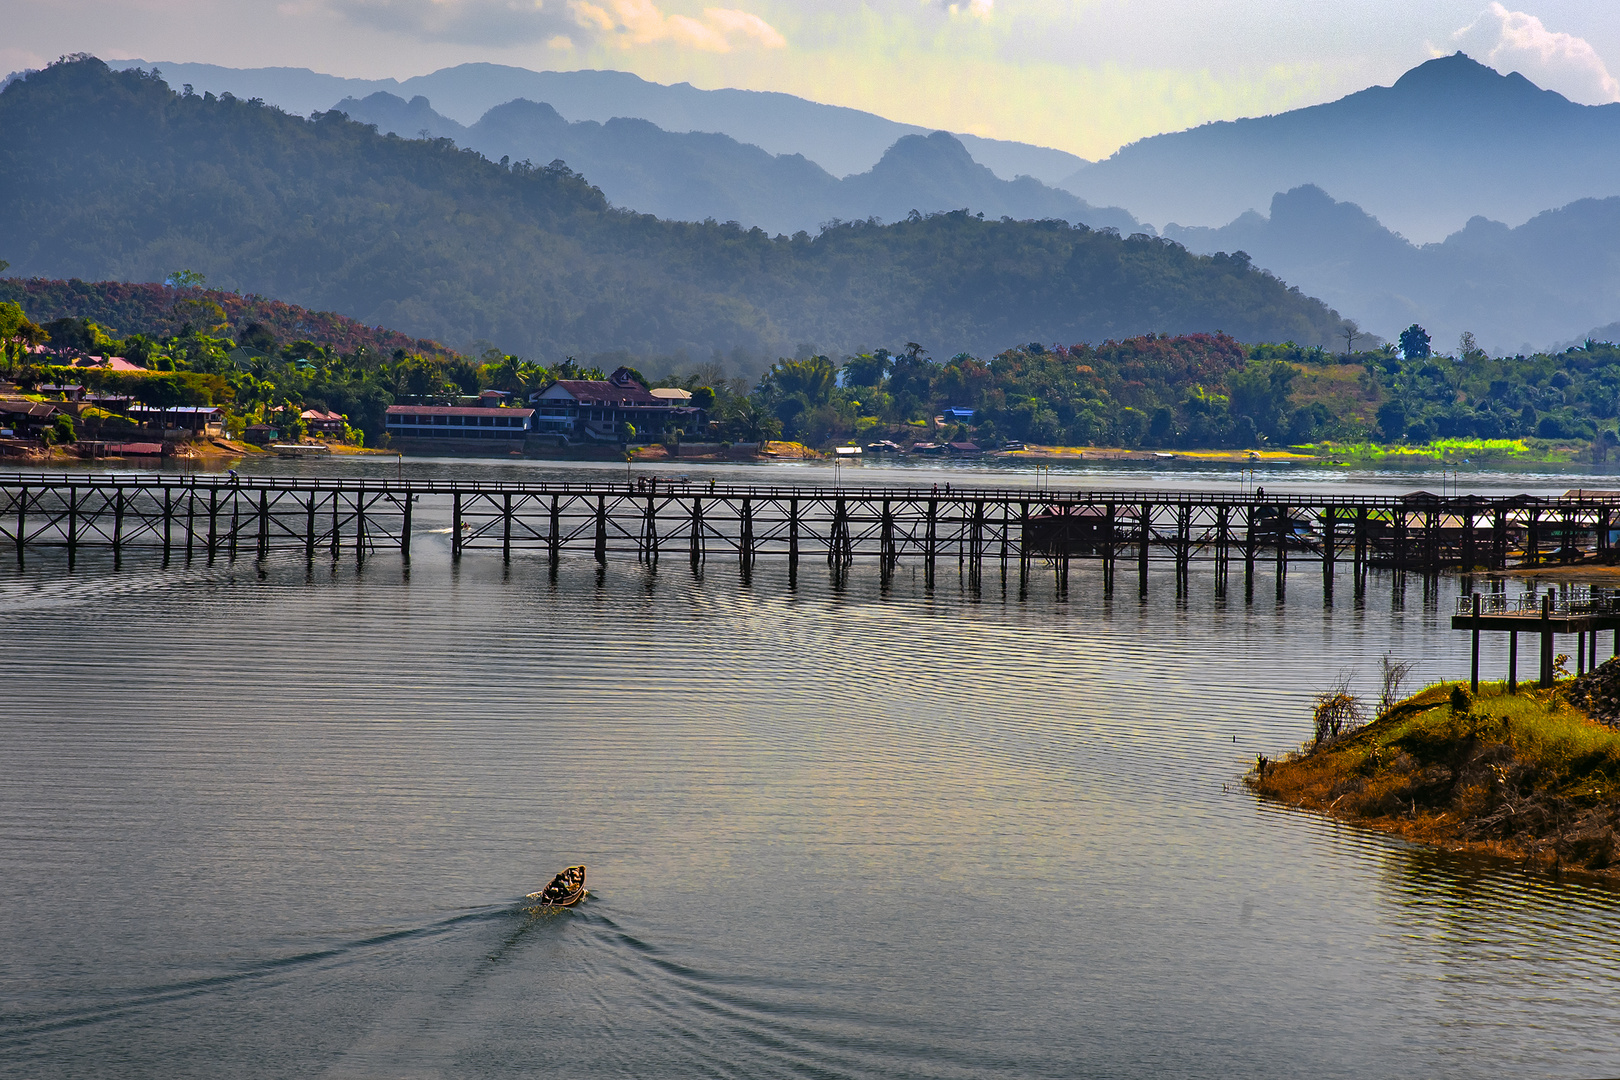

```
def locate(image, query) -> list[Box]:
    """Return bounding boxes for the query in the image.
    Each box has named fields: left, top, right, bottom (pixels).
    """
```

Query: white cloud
left=1453, top=3, right=1620, bottom=104
left=574, top=0, right=785, bottom=51
left=322, top=0, right=783, bottom=50
left=941, top=0, right=992, bottom=19
left=324, top=0, right=581, bottom=45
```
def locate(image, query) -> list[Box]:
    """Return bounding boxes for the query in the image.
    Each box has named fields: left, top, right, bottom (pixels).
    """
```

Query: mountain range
left=97, top=59, right=1088, bottom=185
left=1165, top=185, right=1620, bottom=356
left=1068, top=53, right=1620, bottom=243
left=331, top=90, right=1140, bottom=237
left=13, top=51, right=1620, bottom=351
left=0, top=58, right=1347, bottom=371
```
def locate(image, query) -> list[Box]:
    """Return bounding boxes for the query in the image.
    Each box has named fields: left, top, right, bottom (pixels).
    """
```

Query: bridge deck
left=4, top=472, right=1619, bottom=590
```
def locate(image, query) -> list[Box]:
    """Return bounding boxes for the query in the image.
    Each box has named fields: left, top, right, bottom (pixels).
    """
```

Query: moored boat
left=525, top=865, right=586, bottom=908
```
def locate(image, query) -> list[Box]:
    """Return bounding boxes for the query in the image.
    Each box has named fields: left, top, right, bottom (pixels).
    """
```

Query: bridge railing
left=0, top=471, right=1611, bottom=511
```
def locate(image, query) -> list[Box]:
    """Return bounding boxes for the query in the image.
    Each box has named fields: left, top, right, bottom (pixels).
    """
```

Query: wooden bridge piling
left=14, top=485, right=25, bottom=568
left=880, top=498, right=894, bottom=585
left=161, top=488, right=173, bottom=563
left=1017, top=500, right=1029, bottom=591
left=1000, top=501, right=1010, bottom=590
left=1509, top=629, right=1519, bottom=692
left=503, top=492, right=513, bottom=563
left=1054, top=502, right=1067, bottom=596
left=400, top=493, right=412, bottom=561
left=1137, top=500, right=1150, bottom=596
left=1470, top=592, right=1481, bottom=693
left=305, top=493, right=317, bottom=561
left=1243, top=507, right=1257, bottom=601
left=1541, top=592, right=1555, bottom=688
left=1174, top=503, right=1190, bottom=596
left=113, top=489, right=125, bottom=562
left=1321, top=506, right=1335, bottom=598
left=925, top=497, right=938, bottom=589
left=1268, top=503, right=1284, bottom=601
left=788, top=497, right=799, bottom=575
left=689, top=495, right=704, bottom=570
left=66, top=486, right=77, bottom=565
left=451, top=493, right=462, bottom=559
left=548, top=494, right=560, bottom=570
left=594, top=495, right=607, bottom=566
left=256, top=490, right=269, bottom=560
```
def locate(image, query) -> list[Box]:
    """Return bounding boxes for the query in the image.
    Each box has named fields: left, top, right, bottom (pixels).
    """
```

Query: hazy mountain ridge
left=1068, top=53, right=1620, bottom=243
left=334, top=90, right=1140, bottom=236
left=103, top=58, right=1088, bottom=184
left=1164, top=185, right=1620, bottom=353
left=0, top=58, right=1346, bottom=368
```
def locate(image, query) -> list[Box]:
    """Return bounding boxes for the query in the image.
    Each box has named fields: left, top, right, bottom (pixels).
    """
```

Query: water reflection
left=5, top=500, right=1620, bottom=1077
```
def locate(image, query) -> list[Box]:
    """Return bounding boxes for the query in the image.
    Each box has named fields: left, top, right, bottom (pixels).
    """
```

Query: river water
left=5, top=456, right=1620, bottom=1078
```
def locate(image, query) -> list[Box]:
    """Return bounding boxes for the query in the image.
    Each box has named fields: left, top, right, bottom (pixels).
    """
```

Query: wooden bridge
left=4, top=472, right=1619, bottom=595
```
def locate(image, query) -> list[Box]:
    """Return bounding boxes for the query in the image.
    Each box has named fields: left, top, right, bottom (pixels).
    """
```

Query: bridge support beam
left=1138, top=501, right=1150, bottom=596
left=401, top=494, right=412, bottom=561
left=1321, top=506, right=1334, bottom=599
left=595, top=495, right=607, bottom=566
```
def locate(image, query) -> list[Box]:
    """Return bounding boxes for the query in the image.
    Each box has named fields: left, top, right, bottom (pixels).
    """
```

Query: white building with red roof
left=530, top=367, right=691, bottom=443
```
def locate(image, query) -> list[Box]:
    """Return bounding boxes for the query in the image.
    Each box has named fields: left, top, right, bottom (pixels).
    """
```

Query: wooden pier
left=1454, top=589, right=1620, bottom=692
left=4, top=473, right=1620, bottom=596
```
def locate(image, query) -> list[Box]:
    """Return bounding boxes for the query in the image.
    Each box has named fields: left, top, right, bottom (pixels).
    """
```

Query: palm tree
left=725, top=397, right=782, bottom=444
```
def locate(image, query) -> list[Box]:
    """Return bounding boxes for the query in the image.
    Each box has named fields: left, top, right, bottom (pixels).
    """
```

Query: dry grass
left=1288, top=364, right=1380, bottom=431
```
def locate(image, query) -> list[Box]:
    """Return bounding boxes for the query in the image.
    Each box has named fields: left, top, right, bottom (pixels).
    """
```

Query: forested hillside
left=7, top=276, right=1619, bottom=454
left=0, top=278, right=458, bottom=358
left=0, top=57, right=1350, bottom=372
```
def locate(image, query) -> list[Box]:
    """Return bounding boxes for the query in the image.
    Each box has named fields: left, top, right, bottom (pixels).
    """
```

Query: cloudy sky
left=6, top=1, right=1619, bottom=159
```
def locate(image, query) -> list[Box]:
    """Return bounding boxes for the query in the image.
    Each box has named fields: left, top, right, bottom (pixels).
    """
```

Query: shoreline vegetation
left=1249, top=664, right=1620, bottom=878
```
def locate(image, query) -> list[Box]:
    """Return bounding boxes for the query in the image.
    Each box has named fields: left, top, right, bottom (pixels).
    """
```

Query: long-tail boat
left=525, top=865, right=586, bottom=908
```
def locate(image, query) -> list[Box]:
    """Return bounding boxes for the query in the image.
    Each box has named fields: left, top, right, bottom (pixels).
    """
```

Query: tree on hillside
left=1341, top=320, right=1362, bottom=358
left=762, top=355, right=836, bottom=406
left=1399, top=324, right=1432, bottom=360
left=0, top=301, right=47, bottom=369
left=1226, top=360, right=1297, bottom=438
left=842, top=349, right=891, bottom=387
left=239, top=322, right=277, bottom=353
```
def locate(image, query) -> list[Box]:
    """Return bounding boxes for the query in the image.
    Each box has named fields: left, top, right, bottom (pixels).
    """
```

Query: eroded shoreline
left=1249, top=672, right=1620, bottom=877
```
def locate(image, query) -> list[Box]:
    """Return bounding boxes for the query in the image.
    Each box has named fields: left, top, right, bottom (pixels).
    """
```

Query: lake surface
left=5, top=458, right=1620, bottom=1078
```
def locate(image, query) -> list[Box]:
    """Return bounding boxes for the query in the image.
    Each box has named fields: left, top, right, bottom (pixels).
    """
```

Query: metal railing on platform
left=1457, top=589, right=1620, bottom=617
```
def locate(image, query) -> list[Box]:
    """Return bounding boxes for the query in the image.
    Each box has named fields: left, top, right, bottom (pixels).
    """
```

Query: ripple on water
left=4, top=546, right=1620, bottom=1078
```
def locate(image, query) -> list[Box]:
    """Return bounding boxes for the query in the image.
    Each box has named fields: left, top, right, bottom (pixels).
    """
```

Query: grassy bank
left=1012, top=445, right=1316, bottom=463
left=1249, top=674, right=1620, bottom=875
left=1297, top=437, right=1586, bottom=465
